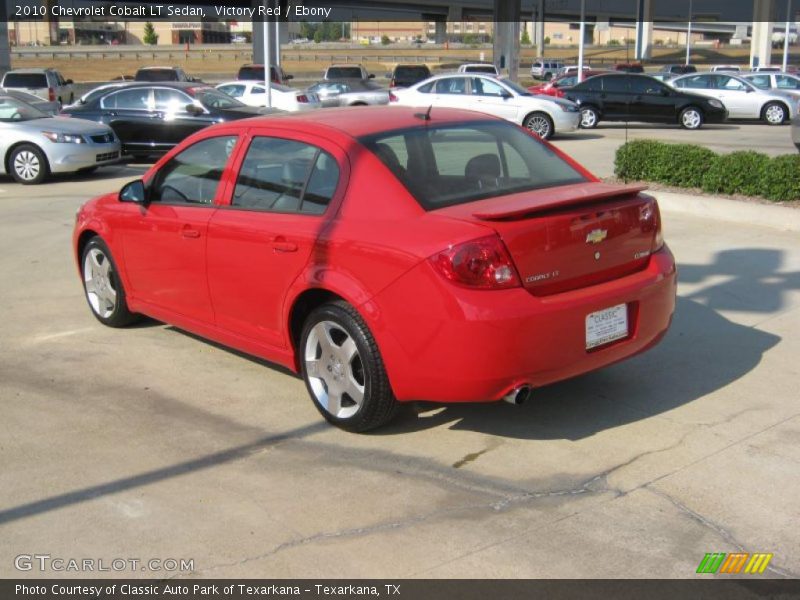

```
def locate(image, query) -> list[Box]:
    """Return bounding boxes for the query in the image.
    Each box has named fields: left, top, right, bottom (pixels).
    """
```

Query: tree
left=313, top=29, right=323, bottom=44
left=521, top=29, right=531, bottom=45
left=143, top=22, right=158, bottom=46
left=381, top=34, right=391, bottom=45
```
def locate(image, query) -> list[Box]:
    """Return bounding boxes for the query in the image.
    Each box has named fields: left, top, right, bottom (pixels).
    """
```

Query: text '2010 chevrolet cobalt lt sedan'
left=73, top=107, right=676, bottom=431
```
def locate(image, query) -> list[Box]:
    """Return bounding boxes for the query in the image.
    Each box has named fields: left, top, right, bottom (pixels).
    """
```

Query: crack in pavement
left=646, top=487, right=799, bottom=579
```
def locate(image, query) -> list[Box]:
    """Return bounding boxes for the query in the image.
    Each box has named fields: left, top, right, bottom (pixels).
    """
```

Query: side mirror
left=368, top=74, right=375, bottom=79
left=661, top=88, right=671, bottom=96
left=119, top=179, right=147, bottom=204
left=65, top=78, right=74, bottom=85
left=185, top=103, right=204, bottom=115
left=746, top=87, right=754, bottom=93
left=284, top=74, right=294, bottom=81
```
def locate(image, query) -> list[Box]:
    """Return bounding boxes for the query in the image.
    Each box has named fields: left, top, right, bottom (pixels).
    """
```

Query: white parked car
left=671, top=72, right=797, bottom=124
left=215, top=81, right=321, bottom=112
left=389, top=74, right=580, bottom=139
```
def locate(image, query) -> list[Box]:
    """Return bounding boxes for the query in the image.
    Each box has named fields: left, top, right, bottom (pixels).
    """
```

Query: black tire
left=300, top=300, right=398, bottom=432
left=544, top=72, right=553, bottom=81
left=80, top=236, right=139, bottom=328
left=523, top=111, right=555, bottom=139
left=8, top=144, right=49, bottom=185
left=762, top=101, right=787, bottom=125
left=679, top=106, right=704, bottom=130
left=579, top=106, right=599, bottom=129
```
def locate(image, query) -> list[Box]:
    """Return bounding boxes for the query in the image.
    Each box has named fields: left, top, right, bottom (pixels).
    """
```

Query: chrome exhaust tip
left=502, top=385, right=531, bottom=406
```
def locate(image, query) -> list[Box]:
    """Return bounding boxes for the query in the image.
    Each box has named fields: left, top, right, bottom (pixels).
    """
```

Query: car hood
left=10, top=116, right=112, bottom=134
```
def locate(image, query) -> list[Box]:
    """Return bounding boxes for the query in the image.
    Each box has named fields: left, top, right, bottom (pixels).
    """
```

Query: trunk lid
left=436, top=182, right=659, bottom=296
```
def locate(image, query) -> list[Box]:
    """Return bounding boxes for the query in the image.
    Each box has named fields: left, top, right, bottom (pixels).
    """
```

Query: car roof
left=88, top=81, right=201, bottom=90
left=220, top=106, right=503, bottom=138
left=137, top=66, right=181, bottom=70
left=3, top=68, right=55, bottom=74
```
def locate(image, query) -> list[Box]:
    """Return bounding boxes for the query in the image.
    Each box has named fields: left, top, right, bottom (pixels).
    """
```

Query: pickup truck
left=323, top=64, right=374, bottom=80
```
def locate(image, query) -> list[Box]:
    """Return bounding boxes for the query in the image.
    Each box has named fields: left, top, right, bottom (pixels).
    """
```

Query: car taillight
left=48, top=87, right=55, bottom=101
left=429, top=235, right=521, bottom=290
left=640, top=199, right=664, bottom=252
left=296, top=94, right=308, bottom=103
left=388, top=91, right=399, bottom=103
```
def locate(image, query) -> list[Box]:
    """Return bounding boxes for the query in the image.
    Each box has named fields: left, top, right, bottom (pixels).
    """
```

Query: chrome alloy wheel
left=526, top=115, right=551, bottom=138
left=13, top=150, right=41, bottom=182
left=580, top=108, right=597, bottom=128
left=83, top=247, right=117, bottom=318
left=682, top=109, right=702, bottom=129
left=304, top=320, right=365, bottom=419
left=765, top=104, right=785, bottom=124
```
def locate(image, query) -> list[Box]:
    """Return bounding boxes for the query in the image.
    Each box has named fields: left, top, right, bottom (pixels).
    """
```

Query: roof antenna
left=414, top=105, right=433, bottom=121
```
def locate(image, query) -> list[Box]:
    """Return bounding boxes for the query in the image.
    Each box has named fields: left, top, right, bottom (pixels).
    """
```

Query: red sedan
left=73, top=107, right=676, bottom=432
left=529, top=71, right=610, bottom=97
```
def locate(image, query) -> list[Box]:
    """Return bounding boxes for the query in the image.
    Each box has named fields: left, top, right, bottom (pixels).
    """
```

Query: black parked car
left=389, top=64, right=431, bottom=88
left=61, top=82, right=274, bottom=159
left=564, top=73, right=728, bottom=130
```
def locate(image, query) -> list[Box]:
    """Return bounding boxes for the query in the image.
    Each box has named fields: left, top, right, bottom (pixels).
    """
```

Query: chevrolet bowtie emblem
left=586, top=229, right=608, bottom=244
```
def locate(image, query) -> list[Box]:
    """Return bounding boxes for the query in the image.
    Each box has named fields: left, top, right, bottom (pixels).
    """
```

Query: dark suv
left=564, top=73, right=728, bottom=130
left=389, top=64, right=431, bottom=88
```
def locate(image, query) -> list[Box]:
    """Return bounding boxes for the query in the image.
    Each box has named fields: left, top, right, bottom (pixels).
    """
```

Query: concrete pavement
left=0, top=164, right=798, bottom=579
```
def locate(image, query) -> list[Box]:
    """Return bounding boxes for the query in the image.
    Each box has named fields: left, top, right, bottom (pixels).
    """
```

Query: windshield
left=360, top=121, right=586, bottom=210
left=501, top=79, right=532, bottom=96
left=192, top=87, right=246, bottom=109
left=0, top=96, right=48, bottom=121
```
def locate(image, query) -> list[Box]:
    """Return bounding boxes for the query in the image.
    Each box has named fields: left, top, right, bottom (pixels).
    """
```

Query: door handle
left=271, top=236, right=298, bottom=253
left=181, top=226, right=201, bottom=239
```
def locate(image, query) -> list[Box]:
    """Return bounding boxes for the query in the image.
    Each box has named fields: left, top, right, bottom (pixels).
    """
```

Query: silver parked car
left=671, top=72, right=797, bottom=124
left=740, top=72, right=800, bottom=96
left=792, top=110, right=800, bottom=152
left=0, top=88, right=60, bottom=115
left=307, top=79, right=390, bottom=107
left=0, top=96, right=121, bottom=185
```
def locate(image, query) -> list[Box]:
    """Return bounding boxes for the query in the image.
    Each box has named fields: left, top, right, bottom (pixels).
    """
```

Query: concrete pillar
left=634, top=0, right=653, bottom=60
left=252, top=0, right=288, bottom=67
left=434, top=21, right=447, bottom=44
left=0, top=23, right=9, bottom=78
left=493, top=0, right=521, bottom=81
left=750, top=0, right=775, bottom=67
left=535, top=0, right=545, bottom=56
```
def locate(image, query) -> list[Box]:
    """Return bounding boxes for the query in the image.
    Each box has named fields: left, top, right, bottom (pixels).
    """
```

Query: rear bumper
left=368, top=245, right=677, bottom=403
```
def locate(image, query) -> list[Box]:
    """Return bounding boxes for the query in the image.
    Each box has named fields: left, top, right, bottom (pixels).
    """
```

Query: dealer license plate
left=585, top=303, right=628, bottom=349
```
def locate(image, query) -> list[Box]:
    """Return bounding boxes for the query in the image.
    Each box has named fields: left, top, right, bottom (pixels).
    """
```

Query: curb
left=653, top=190, right=800, bottom=233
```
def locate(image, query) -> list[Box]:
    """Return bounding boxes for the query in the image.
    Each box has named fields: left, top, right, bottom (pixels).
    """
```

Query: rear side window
left=101, top=88, right=151, bottom=110
left=3, top=73, right=48, bottom=88
left=360, top=121, right=586, bottom=210
left=232, top=137, right=339, bottom=214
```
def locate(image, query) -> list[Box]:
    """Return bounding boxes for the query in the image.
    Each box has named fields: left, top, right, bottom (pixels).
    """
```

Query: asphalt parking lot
left=1, top=122, right=799, bottom=579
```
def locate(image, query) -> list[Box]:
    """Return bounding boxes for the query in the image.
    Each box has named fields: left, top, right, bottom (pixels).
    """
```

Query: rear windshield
left=394, top=66, right=430, bottom=78
left=360, top=121, right=586, bottom=210
left=327, top=67, right=363, bottom=79
left=136, top=69, right=178, bottom=82
left=3, top=73, right=48, bottom=88
left=464, top=65, right=498, bottom=74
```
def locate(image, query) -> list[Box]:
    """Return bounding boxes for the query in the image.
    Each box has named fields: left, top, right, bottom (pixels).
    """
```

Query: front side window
left=675, top=75, right=711, bottom=89
left=102, top=88, right=151, bottom=110
left=232, top=137, right=340, bottom=214
left=434, top=77, right=467, bottom=94
left=717, top=76, right=748, bottom=91
left=629, top=78, right=665, bottom=95
left=471, top=77, right=506, bottom=97
left=149, top=136, right=238, bottom=205
left=361, top=121, right=586, bottom=210
left=154, top=88, right=194, bottom=112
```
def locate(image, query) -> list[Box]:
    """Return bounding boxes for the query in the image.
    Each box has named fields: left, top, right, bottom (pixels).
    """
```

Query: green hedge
left=615, top=140, right=800, bottom=202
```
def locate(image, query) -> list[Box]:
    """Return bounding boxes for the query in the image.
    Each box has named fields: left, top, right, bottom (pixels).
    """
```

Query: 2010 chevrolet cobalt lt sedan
left=73, top=107, right=676, bottom=432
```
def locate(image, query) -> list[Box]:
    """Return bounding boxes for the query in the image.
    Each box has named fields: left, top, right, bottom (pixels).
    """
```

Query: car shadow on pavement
left=380, top=248, right=797, bottom=439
